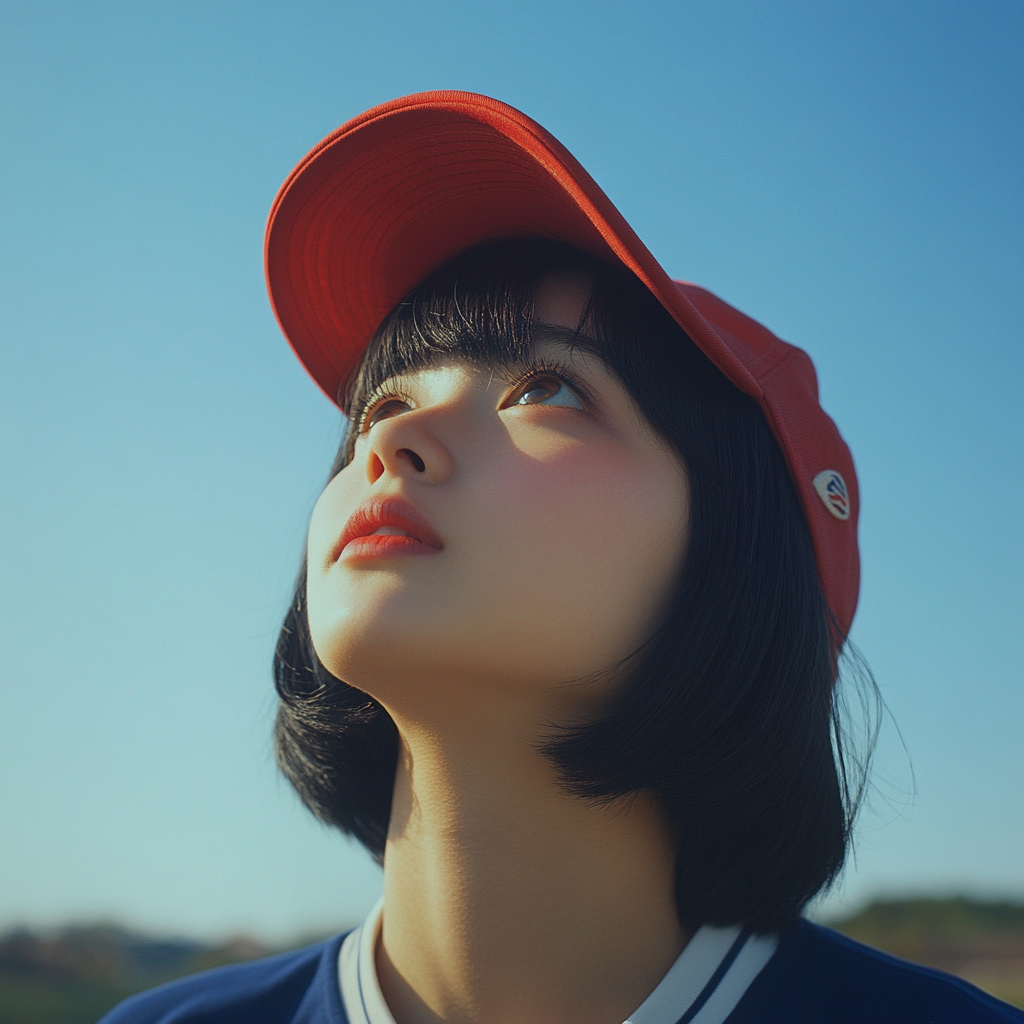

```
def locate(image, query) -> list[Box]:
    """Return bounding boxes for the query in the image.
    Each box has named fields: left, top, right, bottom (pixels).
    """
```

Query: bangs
left=342, top=240, right=620, bottom=440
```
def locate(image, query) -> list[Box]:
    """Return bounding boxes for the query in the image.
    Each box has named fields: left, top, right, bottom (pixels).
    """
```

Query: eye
left=511, top=375, right=585, bottom=410
left=363, top=397, right=411, bottom=430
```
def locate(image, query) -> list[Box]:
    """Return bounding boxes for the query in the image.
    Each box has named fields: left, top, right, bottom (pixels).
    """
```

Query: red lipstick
left=333, top=497, right=444, bottom=563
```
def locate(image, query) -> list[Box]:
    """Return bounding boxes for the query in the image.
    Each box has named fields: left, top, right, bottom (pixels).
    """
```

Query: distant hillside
left=829, top=897, right=1024, bottom=1009
left=831, top=896, right=1024, bottom=940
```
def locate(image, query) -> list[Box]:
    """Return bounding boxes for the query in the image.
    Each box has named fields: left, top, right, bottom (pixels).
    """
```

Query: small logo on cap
left=813, top=470, right=850, bottom=520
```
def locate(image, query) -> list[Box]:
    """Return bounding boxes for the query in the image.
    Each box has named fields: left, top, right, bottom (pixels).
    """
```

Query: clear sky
left=1, top=1, right=1021, bottom=942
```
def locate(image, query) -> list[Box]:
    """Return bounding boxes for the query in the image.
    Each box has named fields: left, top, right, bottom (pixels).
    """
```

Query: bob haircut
left=274, top=238, right=873, bottom=934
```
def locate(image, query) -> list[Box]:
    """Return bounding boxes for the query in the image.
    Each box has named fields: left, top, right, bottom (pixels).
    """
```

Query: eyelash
left=355, top=386, right=417, bottom=434
left=355, top=358, right=593, bottom=433
left=504, top=359, right=593, bottom=409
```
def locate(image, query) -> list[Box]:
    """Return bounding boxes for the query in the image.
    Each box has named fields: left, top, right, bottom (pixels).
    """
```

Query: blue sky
left=1, top=1, right=1021, bottom=940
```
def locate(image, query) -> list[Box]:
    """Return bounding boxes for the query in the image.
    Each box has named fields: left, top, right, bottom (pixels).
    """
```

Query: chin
left=308, top=569, right=642, bottom=709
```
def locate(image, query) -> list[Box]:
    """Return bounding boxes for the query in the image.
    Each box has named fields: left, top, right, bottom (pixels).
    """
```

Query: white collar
left=338, top=898, right=778, bottom=1024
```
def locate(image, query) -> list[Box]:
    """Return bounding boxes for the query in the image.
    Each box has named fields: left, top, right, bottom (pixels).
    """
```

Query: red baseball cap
left=265, top=90, right=860, bottom=636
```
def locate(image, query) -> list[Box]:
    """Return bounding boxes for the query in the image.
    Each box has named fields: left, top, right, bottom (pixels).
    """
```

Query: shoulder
left=98, top=933, right=350, bottom=1024
left=727, top=919, right=1023, bottom=1024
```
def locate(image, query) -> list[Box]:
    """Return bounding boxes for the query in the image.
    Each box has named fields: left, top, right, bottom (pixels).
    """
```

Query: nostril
left=399, top=448, right=426, bottom=473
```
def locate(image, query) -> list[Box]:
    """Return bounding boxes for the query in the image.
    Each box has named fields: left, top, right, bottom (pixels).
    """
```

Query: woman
left=103, top=92, right=1020, bottom=1024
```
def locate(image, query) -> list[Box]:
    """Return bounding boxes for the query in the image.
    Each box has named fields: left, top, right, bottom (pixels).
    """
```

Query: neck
left=375, top=699, right=688, bottom=1024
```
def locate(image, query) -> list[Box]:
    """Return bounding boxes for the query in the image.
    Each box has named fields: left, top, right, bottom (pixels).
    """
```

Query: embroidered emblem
left=813, top=470, right=850, bottom=520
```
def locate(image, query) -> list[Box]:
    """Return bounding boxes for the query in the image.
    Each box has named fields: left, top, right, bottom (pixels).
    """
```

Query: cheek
left=306, top=470, right=352, bottom=575
left=459, top=441, right=688, bottom=681
left=304, top=468, right=371, bottom=673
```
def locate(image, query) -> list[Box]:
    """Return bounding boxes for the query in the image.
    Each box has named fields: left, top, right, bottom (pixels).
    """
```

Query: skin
left=306, top=273, right=692, bottom=1024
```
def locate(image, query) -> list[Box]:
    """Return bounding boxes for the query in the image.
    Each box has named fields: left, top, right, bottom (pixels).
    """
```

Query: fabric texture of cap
left=264, top=90, right=860, bottom=636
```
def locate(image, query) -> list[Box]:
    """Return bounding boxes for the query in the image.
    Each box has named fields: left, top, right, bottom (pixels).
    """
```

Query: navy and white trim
left=338, top=899, right=778, bottom=1024
left=628, top=924, right=777, bottom=1024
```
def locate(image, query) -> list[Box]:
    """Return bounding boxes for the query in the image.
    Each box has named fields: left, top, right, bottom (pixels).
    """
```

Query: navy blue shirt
left=100, top=920, right=1022, bottom=1024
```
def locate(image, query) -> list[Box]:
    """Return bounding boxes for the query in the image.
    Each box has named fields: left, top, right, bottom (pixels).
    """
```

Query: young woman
left=103, top=92, right=1021, bottom=1024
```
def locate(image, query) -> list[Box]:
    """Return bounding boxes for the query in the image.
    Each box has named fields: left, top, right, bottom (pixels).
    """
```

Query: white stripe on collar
left=337, top=899, right=777, bottom=1024
left=339, top=898, right=393, bottom=1024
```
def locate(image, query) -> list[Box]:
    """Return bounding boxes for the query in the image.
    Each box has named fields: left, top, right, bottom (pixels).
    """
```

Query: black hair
left=273, top=238, right=877, bottom=933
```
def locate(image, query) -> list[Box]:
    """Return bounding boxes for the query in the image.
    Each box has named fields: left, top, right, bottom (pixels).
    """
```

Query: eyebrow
left=530, top=323, right=605, bottom=360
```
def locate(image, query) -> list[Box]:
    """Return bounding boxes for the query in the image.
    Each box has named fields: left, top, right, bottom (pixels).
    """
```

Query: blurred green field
left=0, top=974, right=132, bottom=1024
left=0, top=927, right=284, bottom=1024
left=1, top=897, right=1021, bottom=1023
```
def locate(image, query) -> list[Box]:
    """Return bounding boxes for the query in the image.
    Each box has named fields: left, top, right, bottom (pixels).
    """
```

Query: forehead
left=533, top=271, right=592, bottom=332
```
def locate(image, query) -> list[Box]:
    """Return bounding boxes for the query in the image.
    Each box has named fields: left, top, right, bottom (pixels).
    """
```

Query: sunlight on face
left=305, top=273, right=690, bottom=724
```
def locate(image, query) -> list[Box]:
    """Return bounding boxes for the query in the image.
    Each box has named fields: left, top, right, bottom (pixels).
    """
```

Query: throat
left=375, top=722, right=688, bottom=1024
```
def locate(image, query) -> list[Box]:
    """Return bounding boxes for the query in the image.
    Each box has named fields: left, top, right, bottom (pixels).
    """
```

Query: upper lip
left=332, top=496, right=444, bottom=561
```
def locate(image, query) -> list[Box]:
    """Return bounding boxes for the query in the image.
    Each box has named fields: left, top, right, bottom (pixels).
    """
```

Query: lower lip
left=339, top=535, right=441, bottom=561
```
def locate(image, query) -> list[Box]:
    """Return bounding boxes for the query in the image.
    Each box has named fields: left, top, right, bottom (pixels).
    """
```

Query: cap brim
left=264, top=90, right=758, bottom=410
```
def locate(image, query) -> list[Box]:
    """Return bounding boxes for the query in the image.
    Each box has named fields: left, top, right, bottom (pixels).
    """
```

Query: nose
left=364, top=411, right=455, bottom=486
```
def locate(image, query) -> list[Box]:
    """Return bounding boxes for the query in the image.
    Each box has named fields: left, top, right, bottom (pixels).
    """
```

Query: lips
left=332, top=497, right=444, bottom=563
